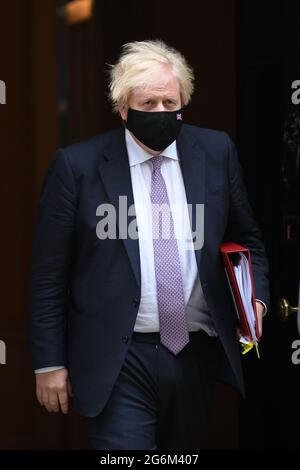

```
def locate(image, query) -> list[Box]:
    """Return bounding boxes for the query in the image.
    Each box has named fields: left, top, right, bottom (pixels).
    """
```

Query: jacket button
left=122, top=335, right=129, bottom=344
left=132, top=297, right=139, bottom=307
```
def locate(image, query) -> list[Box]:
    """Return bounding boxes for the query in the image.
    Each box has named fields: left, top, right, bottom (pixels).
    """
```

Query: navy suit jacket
left=28, top=124, right=269, bottom=417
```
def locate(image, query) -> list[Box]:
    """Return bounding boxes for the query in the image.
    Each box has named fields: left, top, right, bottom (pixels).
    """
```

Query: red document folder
left=220, top=242, right=260, bottom=342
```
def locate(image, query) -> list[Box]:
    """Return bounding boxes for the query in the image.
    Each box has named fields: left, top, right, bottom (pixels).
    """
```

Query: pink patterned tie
left=150, top=155, right=189, bottom=355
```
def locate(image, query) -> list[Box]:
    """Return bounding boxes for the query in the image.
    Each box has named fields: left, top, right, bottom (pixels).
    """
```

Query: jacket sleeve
left=28, top=148, right=77, bottom=370
left=223, top=132, right=270, bottom=308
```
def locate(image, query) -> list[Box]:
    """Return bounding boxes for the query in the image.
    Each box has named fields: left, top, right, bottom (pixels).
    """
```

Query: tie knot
left=151, top=155, right=164, bottom=173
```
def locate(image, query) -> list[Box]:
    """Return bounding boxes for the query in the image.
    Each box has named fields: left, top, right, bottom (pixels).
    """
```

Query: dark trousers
left=85, top=331, right=222, bottom=450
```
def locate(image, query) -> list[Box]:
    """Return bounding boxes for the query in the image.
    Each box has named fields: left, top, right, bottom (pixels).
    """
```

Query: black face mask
left=125, top=107, right=183, bottom=151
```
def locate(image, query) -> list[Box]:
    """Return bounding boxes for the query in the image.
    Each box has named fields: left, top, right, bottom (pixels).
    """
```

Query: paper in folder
left=220, top=242, right=260, bottom=356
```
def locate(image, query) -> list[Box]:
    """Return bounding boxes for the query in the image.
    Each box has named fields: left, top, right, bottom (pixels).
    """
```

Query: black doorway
left=237, top=0, right=300, bottom=450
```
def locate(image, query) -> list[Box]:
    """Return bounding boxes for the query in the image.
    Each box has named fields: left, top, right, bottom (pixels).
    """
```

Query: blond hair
left=109, top=40, right=194, bottom=112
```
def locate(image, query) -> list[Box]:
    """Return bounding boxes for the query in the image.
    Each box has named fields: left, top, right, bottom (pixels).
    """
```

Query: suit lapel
left=176, top=127, right=206, bottom=271
left=97, top=127, right=141, bottom=289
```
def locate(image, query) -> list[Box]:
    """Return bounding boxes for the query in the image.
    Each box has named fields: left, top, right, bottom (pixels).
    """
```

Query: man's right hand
left=36, top=368, right=73, bottom=414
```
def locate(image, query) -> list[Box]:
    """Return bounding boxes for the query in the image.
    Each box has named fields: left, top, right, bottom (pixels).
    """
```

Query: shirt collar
left=125, top=128, right=178, bottom=167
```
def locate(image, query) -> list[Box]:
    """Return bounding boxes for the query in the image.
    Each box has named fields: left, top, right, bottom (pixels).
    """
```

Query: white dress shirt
left=126, top=129, right=217, bottom=335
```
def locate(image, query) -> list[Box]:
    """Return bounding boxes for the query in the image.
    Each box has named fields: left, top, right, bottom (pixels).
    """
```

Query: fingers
left=57, top=379, right=75, bottom=414
left=41, top=390, right=52, bottom=413
left=58, top=390, right=69, bottom=414
left=257, top=315, right=263, bottom=338
left=41, top=389, right=60, bottom=413
left=255, top=301, right=264, bottom=339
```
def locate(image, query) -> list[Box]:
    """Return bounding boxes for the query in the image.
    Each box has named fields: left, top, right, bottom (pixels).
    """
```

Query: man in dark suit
left=29, top=40, right=269, bottom=450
